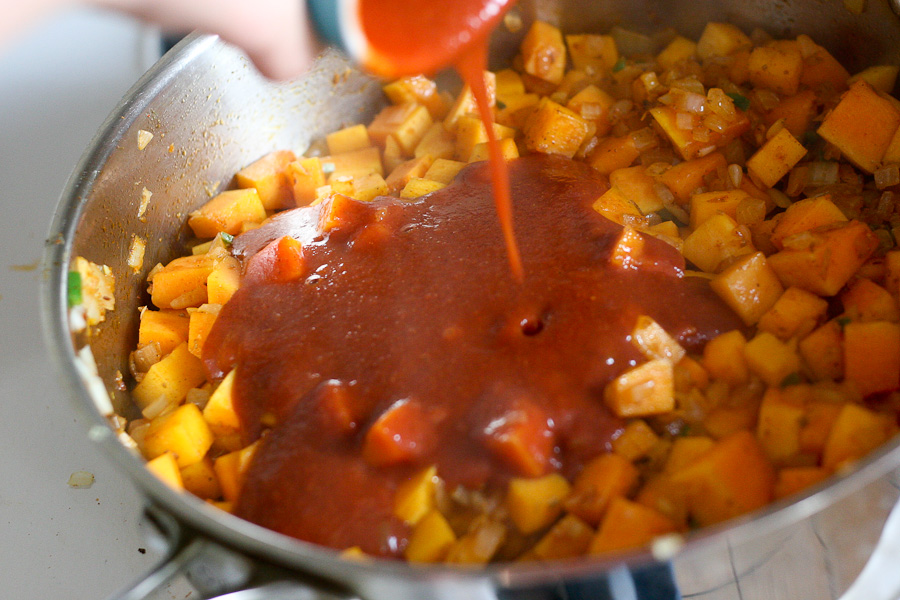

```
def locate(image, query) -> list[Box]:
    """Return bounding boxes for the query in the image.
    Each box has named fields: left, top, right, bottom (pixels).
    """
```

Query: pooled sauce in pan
left=203, top=156, right=741, bottom=555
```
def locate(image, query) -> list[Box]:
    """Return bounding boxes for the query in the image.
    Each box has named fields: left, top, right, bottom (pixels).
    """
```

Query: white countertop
left=1, top=8, right=898, bottom=600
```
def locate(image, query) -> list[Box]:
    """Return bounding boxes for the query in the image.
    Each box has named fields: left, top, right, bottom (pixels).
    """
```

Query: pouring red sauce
left=203, top=156, right=742, bottom=556
left=359, top=0, right=524, bottom=280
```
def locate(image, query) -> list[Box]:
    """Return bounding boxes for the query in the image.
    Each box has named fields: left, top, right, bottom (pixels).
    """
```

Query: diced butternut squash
left=817, top=80, right=900, bottom=173
left=521, top=22, right=567, bottom=84
left=604, top=359, right=675, bottom=417
left=214, top=441, right=258, bottom=503
left=768, top=220, right=879, bottom=296
left=703, top=330, right=750, bottom=385
left=330, top=172, right=390, bottom=202
left=843, top=321, right=900, bottom=397
left=523, top=98, right=590, bottom=158
left=611, top=419, right=660, bottom=462
left=593, top=189, right=645, bottom=227
left=757, top=286, right=828, bottom=340
left=383, top=75, right=448, bottom=119
left=206, top=254, right=241, bottom=305
left=443, top=71, right=496, bottom=132
left=799, top=319, right=844, bottom=381
left=444, top=520, right=506, bottom=564
left=774, top=466, right=831, bottom=499
left=368, top=103, right=433, bottom=154
left=609, top=165, right=663, bottom=213
left=146, top=452, right=184, bottom=489
left=589, top=497, right=677, bottom=554
left=588, top=134, right=641, bottom=174
left=179, top=457, right=222, bottom=499
left=748, top=44, right=803, bottom=96
left=414, top=122, right=456, bottom=160
left=235, top=150, right=297, bottom=210
left=744, top=331, right=801, bottom=387
left=243, top=236, right=306, bottom=285
left=746, top=128, right=807, bottom=188
left=454, top=115, right=516, bottom=161
left=468, top=138, right=520, bottom=163
left=405, top=510, right=456, bottom=563
left=494, top=69, right=525, bottom=103
left=133, top=342, right=206, bottom=410
left=507, top=473, right=571, bottom=534
left=756, top=387, right=807, bottom=462
left=400, top=178, right=446, bottom=199
left=770, top=195, right=847, bottom=249
left=650, top=105, right=750, bottom=161
left=394, top=465, right=438, bottom=526
left=529, top=514, right=595, bottom=560
left=149, top=250, right=229, bottom=310
left=798, top=35, right=849, bottom=91
left=564, top=453, right=638, bottom=525
left=799, top=400, right=843, bottom=456
left=630, top=316, right=686, bottom=363
left=822, top=403, right=896, bottom=470
left=565, top=34, right=617, bottom=73
left=841, top=279, right=900, bottom=323
left=423, top=158, right=466, bottom=184
left=287, top=157, right=326, bottom=206
left=363, top=399, right=432, bottom=467
left=326, top=124, right=372, bottom=155
left=670, top=431, right=775, bottom=526
left=696, top=22, right=751, bottom=60
left=385, top=156, right=433, bottom=194
left=139, top=309, right=189, bottom=356
left=690, top=189, right=751, bottom=229
left=187, top=303, right=219, bottom=358
left=657, top=36, right=697, bottom=70
left=710, top=251, right=784, bottom=325
left=656, top=153, right=727, bottom=204
left=143, top=403, right=214, bottom=468
left=764, top=90, right=818, bottom=139
left=203, top=369, right=240, bottom=437
left=566, top=85, right=615, bottom=137
left=323, top=147, right=384, bottom=180
left=188, top=189, right=267, bottom=239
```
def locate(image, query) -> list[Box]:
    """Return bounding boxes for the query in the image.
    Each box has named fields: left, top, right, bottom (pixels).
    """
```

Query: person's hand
left=4, top=0, right=321, bottom=80
left=96, top=0, right=322, bottom=79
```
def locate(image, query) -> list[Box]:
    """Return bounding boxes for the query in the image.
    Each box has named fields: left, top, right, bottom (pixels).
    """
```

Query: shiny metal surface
left=42, top=1, right=900, bottom=598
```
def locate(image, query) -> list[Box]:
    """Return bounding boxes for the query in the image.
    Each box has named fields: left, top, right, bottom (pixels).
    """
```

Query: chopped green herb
left=726, top=92, right=750, bottom=111
left=780, top=372, right=802, bottom=387
left=496, top=100, right=507, bottom=110
left=836, top=316, right=852, bottom=328
left=67, top=271, right=83, bottom=307
left=803, top=131, right=821, bottom=146
left=612, top=58, right=627, bottom=73
left=219, top=232, right=234, bottom=245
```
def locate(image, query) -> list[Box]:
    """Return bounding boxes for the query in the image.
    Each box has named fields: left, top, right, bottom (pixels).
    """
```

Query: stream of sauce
left=203, top=156, right=742, bottom=556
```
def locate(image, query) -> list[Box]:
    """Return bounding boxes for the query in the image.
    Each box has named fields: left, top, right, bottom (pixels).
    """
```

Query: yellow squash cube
left=604, top=359, right=675, bottom=417
left=143, top=403, right=214, bottom=468
left=521, top=21, right=567, bottom=84
left=188, top=189, right=267, bottom=239
left=404, top=510, right=456, bottom=563
left=326, top=124, right=372, bottom=155
left=682, top=213, right=755, bottom=274
left=133, top=342, right=206, bottom=410
left=203, top=369, right=241, bottom=437
left=523, top=97, right=590, bottom=158
left=746, top=128, right=807, bottom=188
left=744, top=331, right=801, bottom=387
left=394, top=465, right=438, bottom=526
left=234, top=150, right=297, bottom=210
left=506, top=473, right=571, bottom=534
left=710, top=251, right=785, bottom=325
left=146, top=452, right=184, bottom=490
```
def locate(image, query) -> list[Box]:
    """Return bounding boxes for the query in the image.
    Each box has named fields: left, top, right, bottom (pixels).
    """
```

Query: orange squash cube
left=523, top=98, right=591, bottom=158
left=710, top=251, right=784, bottom=325
left=690, top=189, right=752, bottom=229
left=143, top=403, right=214, bottom=468
left=770, top=195, right=847, bottom=249
left=822, top=403, right=896, bottom=470
left=214, top=441, right=258, bottom=503
left=841, top=278, right=900, bottom=323
left=768, top=220, right=879, bottom=297
left=764, top=90, right=818, bottom=138
left=703, top=330, right=750, bottom=385
left=139, top=309, right=189, bottom=356
left=588, top=134, right=640, bottom=174
left=565, top=33, right=617, bottom=73
left=564, top=453, right=638, bottom=525
left=133, top=342, right=206, bottom=410
left=748, top=44, right=803, bottom=96
left=588, top=497, right=677, bottom=554
left=817, top=80, right=900, bottom=173
left=405, top=510, right=456, bottom=563
left=368, top=103, right=433, bottom=154
left=592, top=189, right=645, bottom=227
left=656, top=36, right=697, bottom=70
left=235, top=150, right=297, bottom=210
left=611, top=419, right=660, bottom=462
left=383, top=75, right=448, bottom=120
left=520, top=21, right=567, bottom=84
left=757, top=286, right=828, bottom=340
left=146, top=452, right=184, bottom=490
left=288, top=157, right=326, bottom=206
left=756, top=387, right=807, bottom=462
left=507, top=473, right=571, bottom=534
left=844, top=321, right=900, bottom=397
left=187, top=304, right=219, bottom=358
left=746, top=128, right=807, bottom=188
left=604, top=359, right=675, bottom=417
left=529, top=514, right=595, bottom=560
left=414, top=122, right=456, bottom=160
left=670, top=431, right=775, bottom=526
left=188, top=189, right=267, bottom=239
left=696, top=22, right=751, bottom=60
left=799, top=320, right=845, bottom=381
left=179, top=457, right=221, bottom=499
left=656, top=152, right=727, bottom=204
left=609, top=165, right=663, bottom=214
left=683, top=214, right=756, bottom=274
left=774, top=467, right=831, bottom=499
left=744, top=331, right=801, bottom=387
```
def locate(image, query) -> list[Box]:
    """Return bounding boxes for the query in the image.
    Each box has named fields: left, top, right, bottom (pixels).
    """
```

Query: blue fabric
left=307, top=0, right=346, bottom=49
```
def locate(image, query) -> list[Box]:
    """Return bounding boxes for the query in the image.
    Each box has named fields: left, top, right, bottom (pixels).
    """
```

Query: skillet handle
left=500, top=562, right=680, bottom=600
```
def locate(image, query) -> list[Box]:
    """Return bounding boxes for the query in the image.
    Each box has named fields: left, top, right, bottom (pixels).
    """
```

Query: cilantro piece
left=726, top=92, right=750, bottom=111
left=67, top=271, right=83, bottom=307
left=496, top=100, right=507, bottom=110
left=219, top=232, right=234, bottom=245
left=803, top=131, right=821, bottom=146
left=836, top=316, right=852, bottom=328
left=780, top=372, right=802, bottom=387
left=612, top=58, right=627, bottom=73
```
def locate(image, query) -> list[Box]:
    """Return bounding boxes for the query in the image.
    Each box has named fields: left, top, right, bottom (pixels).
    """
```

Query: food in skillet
left=107, top=20, right=900, bottom=562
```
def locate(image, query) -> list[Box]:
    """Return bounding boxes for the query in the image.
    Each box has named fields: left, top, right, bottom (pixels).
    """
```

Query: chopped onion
left=631, top=127, right=659, bottom=152
left=707, top=88, right=736, bottom=120
left=875, top=164, right=900, bottom=190
left=807, top=161, right=840, bottom=187
left=608, top=99, right=633, bottom=123
left=692, top=127, right=711, bottom=143
left=786, top=165, right=809, bottom=196
left=676, top=111, right=694, bottom=130
left=676, top=91, right=706, bottom=114
left=132, top=342, right=161, bottom=373
left=186, top=387, right=211, bottom=410
left=142, top=395, right=172, bottom=420
left=754, top=89, right=781, bottom=111
left=736, top=196, right=766, bottom=225
left=768, top=187, right=793, bottom=209
left=765, top=119, right=786, bottom=140
left=877, top=191, right=895, bottom=220
left=703, top=113, right=728, bottom=133
left=68, top=471, right=95, bottom=489
left=640, top=71, right=662, bottom=92
left=670, top=77, right=706, bottom=96
left=728, top=164, right=744, bottom=189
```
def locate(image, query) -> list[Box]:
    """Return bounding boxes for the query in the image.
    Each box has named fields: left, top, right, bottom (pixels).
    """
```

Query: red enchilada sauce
left=203, top=156, right=742, bottom=556
left=359, top=0, right=524, bottom=280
